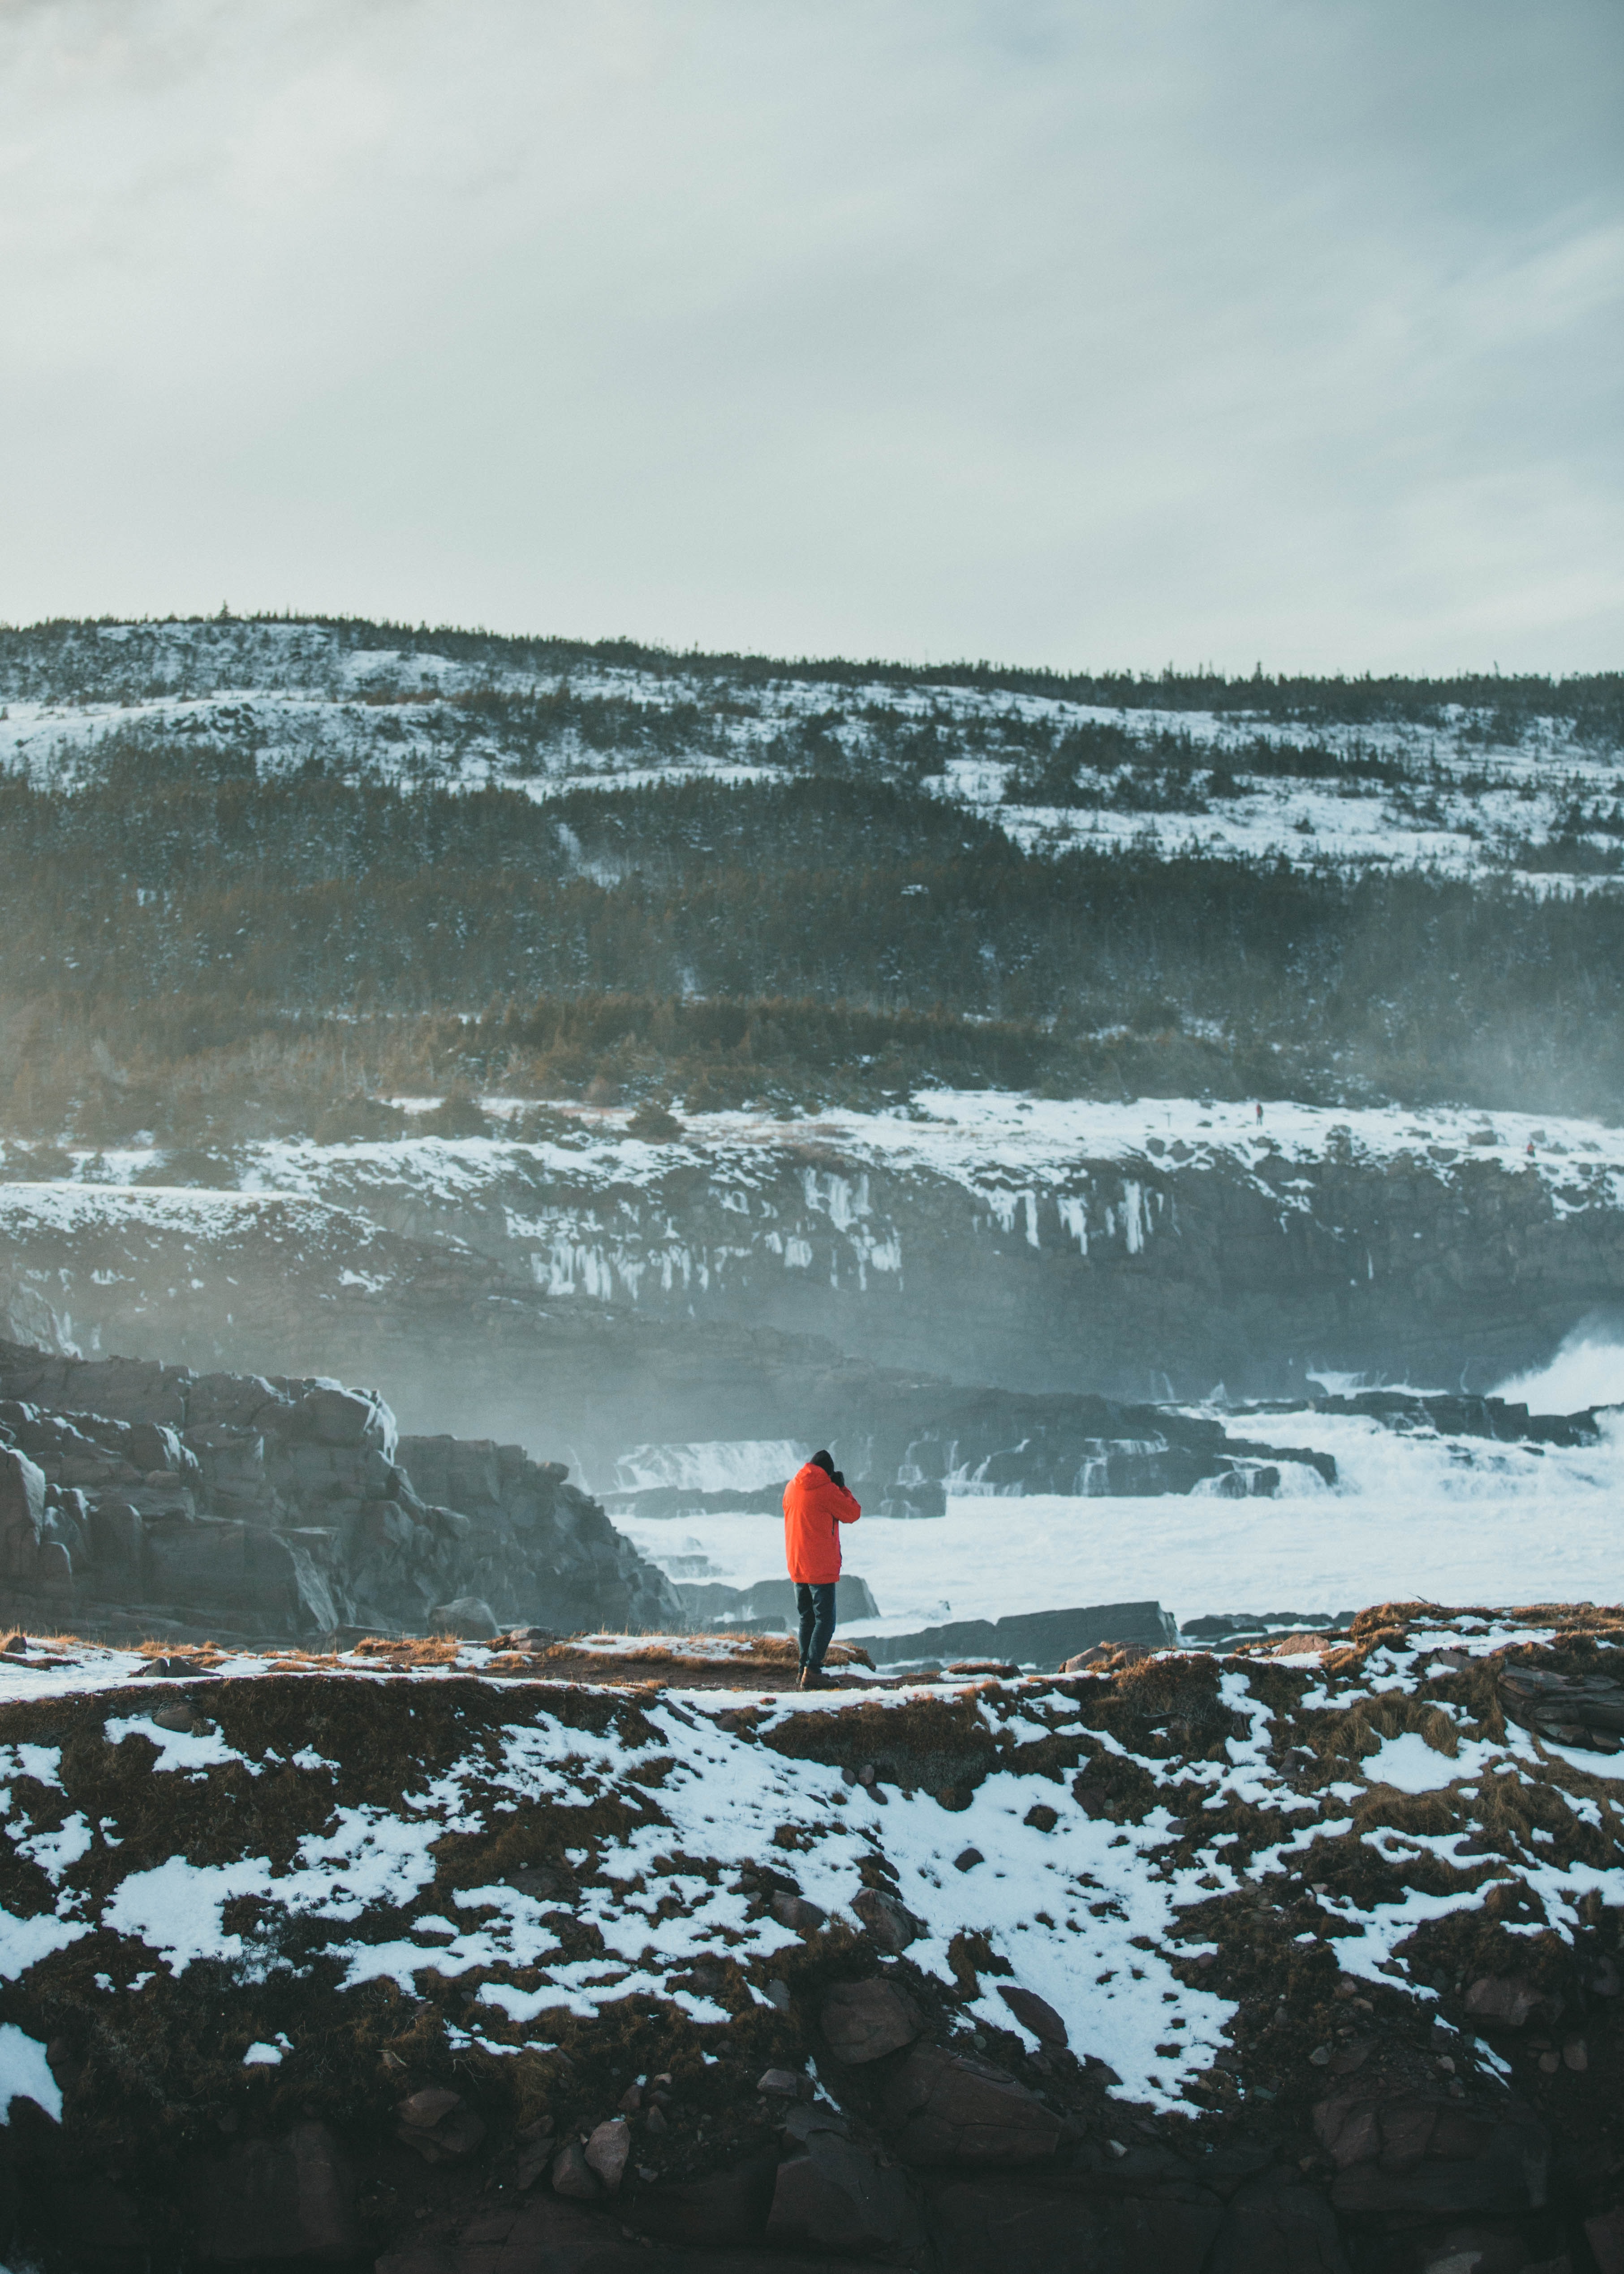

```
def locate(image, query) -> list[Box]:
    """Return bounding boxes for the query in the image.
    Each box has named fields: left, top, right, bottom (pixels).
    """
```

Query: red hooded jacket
left=782, top=1462, right=862, bottom=1584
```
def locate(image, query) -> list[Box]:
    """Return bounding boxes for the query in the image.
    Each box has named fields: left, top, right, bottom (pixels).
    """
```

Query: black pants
left=797, top=1582, right=837, bottom=1668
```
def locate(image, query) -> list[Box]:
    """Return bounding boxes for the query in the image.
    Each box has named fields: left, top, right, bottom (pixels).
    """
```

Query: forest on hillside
left=4, top=726, right=1624, bottom=1145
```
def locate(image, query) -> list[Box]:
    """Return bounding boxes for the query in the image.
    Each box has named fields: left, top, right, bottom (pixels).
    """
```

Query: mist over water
left=1494, top=1325, right=1624, bottom=1414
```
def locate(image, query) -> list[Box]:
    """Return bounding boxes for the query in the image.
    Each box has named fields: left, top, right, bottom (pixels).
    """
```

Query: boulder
left=882, top=2045, right=1062, bottom=2166
left=1312, top=2096, right=1380, bottom=2171
left=394, top=2086, right=485, bottom=2164
left=187, top=2122, right=362, bottom=2261
left=770, top=1888, right=827, bottom=1932
left=1499, top=1663, right=1624, bottom=1748
left=998, top=1985, right=1068, bottom=2048
left=142, top=1520, right=337, bottom=1635
left=780, top=2102, right=849, bottom=2149
left=1326, top=2097, right=1548, bottom=2218
left=767, top=2132, right=913, bottom=2254
left=584, top=2117, right=630, bottom=2191
left=127, top=1422, right=184, bottom=1474
left=625, top=2152, right=777, bottom=2247
left=185, top=1427, right=271, bottom=1510
left=821, top=1979, right=922, bottom=2065
left=1205, top=2173, right=1350, bottom=2272
left=301, top=1385, right=394, bottom=1453
left=1464, top=1976, right=1562, bottom=2030
left=46, top=1490, right=92, bottom=1568
left=549, top=2140, right=600, bottom=2200
left=926, top=2174, right=1222, bottom=2274
left=851, top=1886, right=921, bottom=1951
left=431, top=1597, right=500, bottom=1641
left=512, top=2119, right=556, bottom=2190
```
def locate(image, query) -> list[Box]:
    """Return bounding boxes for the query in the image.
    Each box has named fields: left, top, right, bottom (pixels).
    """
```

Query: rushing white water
left=610, top=1438, right=811, bottom=1494
left=609, top=1379, right=1624, bottom=1631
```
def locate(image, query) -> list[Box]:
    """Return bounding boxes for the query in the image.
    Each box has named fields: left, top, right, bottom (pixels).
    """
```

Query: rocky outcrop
left=864, top=1601, right=1176, bottom=1670
left=0, top=1337, right=681, bottom=1642
left=220, top=1127, right=1624, bottom=1395
left=1498, top=1663, right=1624, bottom=1751
left=4, top=1185, right=1349, bottom=1500
left=829, top=1382, right=1337, bottom=1509
left=1296, top=1387, right=1603, bottom=1446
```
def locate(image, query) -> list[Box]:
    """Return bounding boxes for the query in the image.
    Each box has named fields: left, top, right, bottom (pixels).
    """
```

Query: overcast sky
left=1, top=0, right=1619, bottom=673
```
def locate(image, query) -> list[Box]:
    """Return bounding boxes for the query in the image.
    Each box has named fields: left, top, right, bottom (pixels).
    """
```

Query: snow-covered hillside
left=2, top=618, right=1619, bottom=885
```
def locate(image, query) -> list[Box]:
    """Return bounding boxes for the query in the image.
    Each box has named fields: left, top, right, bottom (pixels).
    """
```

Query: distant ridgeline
left=0, top=617, right=1622, bottom=1135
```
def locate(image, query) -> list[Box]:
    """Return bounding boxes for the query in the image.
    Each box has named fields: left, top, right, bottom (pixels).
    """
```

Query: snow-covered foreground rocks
left=0, top=1603, right=1618, bottom=2269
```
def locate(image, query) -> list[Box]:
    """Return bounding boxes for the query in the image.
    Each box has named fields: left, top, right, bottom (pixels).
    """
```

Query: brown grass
left=538, top=1633, right=873, bottom=1674
left=349, top=1635, right=467, bottom=1668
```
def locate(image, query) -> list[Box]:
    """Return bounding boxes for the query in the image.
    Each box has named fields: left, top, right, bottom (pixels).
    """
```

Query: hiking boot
left=803, top=1664, right=827, bottom=1691
left=795, top=1664, right=810, bottom=1691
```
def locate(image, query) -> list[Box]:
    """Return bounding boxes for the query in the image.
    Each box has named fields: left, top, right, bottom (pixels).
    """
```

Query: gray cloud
left=0, top=0, right=1619, bottom=669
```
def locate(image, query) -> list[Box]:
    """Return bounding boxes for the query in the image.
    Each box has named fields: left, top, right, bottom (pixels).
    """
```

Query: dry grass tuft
left=1506, top=1601, right=1624, bottom=1633
left=538, top=1632, right=872, bottom=1674
left=1349, top=1600, right=1454, bottom=1637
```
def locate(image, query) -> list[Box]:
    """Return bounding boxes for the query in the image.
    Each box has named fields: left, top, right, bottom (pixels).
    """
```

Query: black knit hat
left=810, top=1450, right=834, bottom=1474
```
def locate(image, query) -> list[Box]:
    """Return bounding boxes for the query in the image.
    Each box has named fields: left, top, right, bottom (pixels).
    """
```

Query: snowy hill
left=2, top=617, right=1620, bottom=887
left=4, top=617, right=1624, bottom=1132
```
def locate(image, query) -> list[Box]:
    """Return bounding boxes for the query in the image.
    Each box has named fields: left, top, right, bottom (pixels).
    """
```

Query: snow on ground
left=233, top=1089, right=1624, bottom=1229
left=13, top=1090, right=1623, bottom=1362
left=0, top=1617, right=1616, bottom=2116
left=19, top=1087, right=1624, bottom=1231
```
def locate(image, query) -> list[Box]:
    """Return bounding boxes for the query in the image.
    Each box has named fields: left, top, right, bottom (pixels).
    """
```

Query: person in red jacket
left=782, top=1450, right=861, bottom=1689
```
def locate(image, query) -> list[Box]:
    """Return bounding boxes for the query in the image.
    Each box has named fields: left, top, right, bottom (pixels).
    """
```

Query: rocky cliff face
left=2, top=1118, right=1622, bottom=1480
left=0, top=1339, right=681, bottom=1644
left=457, top=1132, right=1624, bottom=1398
